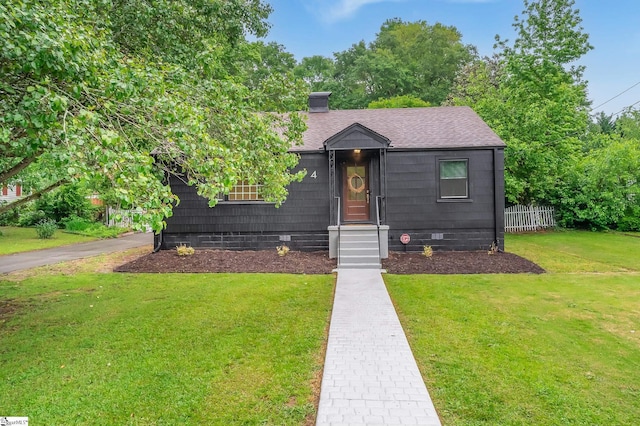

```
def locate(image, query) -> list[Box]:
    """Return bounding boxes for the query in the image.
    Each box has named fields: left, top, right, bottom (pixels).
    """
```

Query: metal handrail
left=335, top=196, right=341, bottom=266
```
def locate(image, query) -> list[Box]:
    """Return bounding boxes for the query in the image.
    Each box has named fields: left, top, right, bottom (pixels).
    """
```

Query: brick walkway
left=316, top=268, right=441, bottom=425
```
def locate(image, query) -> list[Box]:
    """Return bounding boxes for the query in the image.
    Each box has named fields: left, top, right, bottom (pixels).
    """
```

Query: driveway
left=0, top=232, right=153, bottom=274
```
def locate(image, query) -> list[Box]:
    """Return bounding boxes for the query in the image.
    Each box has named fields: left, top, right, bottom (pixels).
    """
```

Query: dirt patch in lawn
left=114, top=249, right=544, bottom=274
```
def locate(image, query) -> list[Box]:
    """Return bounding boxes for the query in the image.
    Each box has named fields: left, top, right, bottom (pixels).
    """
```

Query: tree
left=592, top=112, right=616, bottom=135
left=616, top=108, right=640, bottom=140
left=294, top=55, right=336, bottom=93
left=0, top=0, right=307, bottom=230
left=368, top=95, right=430, bottom=109
left=553, top=135, right=640, bottom=230
left=295, top=19, right=473, bottom=109
left=449, top=0, right=592, bottom=205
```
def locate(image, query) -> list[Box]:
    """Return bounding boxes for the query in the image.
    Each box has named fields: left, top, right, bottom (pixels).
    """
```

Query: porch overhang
left=323, top=123, right=391, bottom=151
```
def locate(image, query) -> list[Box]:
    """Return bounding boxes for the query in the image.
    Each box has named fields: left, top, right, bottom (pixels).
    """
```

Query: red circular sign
left=400, top=233, right=410, bottom=244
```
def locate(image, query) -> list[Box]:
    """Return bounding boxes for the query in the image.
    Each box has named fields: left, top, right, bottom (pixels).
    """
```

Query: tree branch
left=0, top=180, right=67, bottom=214
left=0, top=151, right=43, bottom=185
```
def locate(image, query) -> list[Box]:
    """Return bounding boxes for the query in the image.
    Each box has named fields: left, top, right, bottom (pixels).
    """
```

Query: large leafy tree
left=0, top=0, right=306, bottom=229
left=295, top=19, right=473, bottom=109
left=449, top=0, right=593, bottom=205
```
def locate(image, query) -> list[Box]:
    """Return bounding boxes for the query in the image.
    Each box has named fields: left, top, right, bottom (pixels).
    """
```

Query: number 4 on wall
left=310, top=171, right=317, bottom=179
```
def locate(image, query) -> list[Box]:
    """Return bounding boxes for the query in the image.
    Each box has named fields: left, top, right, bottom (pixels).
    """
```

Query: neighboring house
left=156, top=92, right=505, bottom=266
left=1, top=184, right=24, bottom=203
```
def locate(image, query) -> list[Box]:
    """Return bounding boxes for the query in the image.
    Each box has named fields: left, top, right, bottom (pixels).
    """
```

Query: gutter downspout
left=153, top=230, right=163, bottom=253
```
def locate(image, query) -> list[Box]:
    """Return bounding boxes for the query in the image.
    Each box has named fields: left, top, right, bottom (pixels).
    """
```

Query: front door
left=343, top=159, right=370, bottom=222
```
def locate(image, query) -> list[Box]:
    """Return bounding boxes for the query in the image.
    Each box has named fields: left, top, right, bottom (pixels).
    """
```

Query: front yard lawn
left=387, top=231, right=640, bottom=425
left=0, top=226, right=98, bottom=255
left=0, top=273, right=334, bottom=425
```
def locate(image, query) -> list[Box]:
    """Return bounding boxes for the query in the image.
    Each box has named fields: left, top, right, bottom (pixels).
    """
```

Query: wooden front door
left=343, top=160, right=370, bottom=222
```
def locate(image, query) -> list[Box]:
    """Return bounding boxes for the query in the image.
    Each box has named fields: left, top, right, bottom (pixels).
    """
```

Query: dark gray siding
left=161, top=153, right=330, bottom=250
left=385, top=149, right=501, bottom=251
left=160, top=148, right=505, bottom=252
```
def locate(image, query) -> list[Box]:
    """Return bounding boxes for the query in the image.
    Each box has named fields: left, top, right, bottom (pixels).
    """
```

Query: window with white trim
left=439, top=159, right=468, bottom=199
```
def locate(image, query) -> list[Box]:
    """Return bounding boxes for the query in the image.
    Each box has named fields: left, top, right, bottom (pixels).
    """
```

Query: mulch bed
left=114, top=249, right=544, bottom=275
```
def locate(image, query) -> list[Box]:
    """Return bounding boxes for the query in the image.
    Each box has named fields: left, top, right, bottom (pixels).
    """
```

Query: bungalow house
left=156, top=92, right=505, bottom=268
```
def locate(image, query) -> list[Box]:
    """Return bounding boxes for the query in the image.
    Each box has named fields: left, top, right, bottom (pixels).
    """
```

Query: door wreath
left=348, top=173, right=365, bottom=193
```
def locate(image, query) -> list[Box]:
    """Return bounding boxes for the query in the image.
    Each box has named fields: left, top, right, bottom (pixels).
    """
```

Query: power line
left=612, top=99, right=640, bottom=117
left=593, top=80, right=640, bottom=110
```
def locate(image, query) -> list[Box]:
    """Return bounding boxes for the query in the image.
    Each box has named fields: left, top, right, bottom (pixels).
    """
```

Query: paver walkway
left=316, top=268, right=441, bottom=425
left=0, top=232, right=153, bottom=274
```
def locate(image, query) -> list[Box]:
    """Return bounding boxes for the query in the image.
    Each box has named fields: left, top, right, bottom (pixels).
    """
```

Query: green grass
left=0, top=226, right=97, bottom=255
left=386, top=231, right=640, bottom=425
left=506, top=230, right=640, bottom=272
left=0, top=273, right=334, bottom=425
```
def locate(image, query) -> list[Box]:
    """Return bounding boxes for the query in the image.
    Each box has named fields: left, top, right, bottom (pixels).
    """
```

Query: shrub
left=62, top=215, right=94, bottom=232
left=176, top=244, right=195, bottom=256
left=18, top=209, right=47, bottom=227
left=488, top=241, right=499, bottom=255
left=422, top=245, right=433, bottom=258
left=35, top=219, right=58, bottom=239
left=276, top=245, right=290, bottom=257
left=0, top=201, right=20, bottom=226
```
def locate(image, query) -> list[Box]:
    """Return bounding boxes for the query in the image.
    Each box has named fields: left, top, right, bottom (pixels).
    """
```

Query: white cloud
left=313, top=0, right=403, bottom=23
left=310, top=0, right=496, bottom=23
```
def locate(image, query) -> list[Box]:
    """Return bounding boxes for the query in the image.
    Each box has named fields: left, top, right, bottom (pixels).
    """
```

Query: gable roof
left=323, top=123, right=390, bottom=151
left=291, top=106, right=505, bottom=152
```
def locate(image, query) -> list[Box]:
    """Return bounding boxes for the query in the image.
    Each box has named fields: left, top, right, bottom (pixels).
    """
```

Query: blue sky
left=263, top=0, right=640, bottom=117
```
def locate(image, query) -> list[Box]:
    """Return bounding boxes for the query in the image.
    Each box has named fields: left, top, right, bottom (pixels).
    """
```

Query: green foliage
left=368, top=95, right=431, bottom=109
left=294, top=55, right=336, bottom=93
left=61, top=215, right=94, bottom=232
left=61, top=215, right=126, bottom=238
left=448, top=0, right=593, bottom=205
left=18, top=208, right=47, bottom=227
left=295, top=18, right=473, bottom=109
left=0, top=0, right=306, bottom=231
left=0, top=201, right=20, bottom=226
left=35, top=218, right=58, bottom=239
left=15, top=185, right=97, bottom=226
left=551, top=135, right=640, bottom=230
left=616, top=108, right=640, bottom=140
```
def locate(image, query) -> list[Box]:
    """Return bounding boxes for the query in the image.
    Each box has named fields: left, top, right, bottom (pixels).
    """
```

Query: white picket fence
left=106, top=207, right=151, bottom=232
left=505, top=205, right=556, bottom=233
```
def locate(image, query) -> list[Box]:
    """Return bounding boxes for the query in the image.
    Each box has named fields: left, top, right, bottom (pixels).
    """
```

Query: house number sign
left=400, top=233, right=410, bottom=244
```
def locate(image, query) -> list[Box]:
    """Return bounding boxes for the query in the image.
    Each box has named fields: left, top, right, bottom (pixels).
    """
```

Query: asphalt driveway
left=0, top=232, right=153, bottom=274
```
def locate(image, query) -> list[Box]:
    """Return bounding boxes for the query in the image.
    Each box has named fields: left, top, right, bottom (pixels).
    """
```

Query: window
left=226, top=181, right=263, bottom=201
left=439, top=159, right=468, bottom=199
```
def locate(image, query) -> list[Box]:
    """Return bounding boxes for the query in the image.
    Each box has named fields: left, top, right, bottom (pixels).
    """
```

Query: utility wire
left=612, top=99, right=640, bottom=117
left=593, top=80, right=640, bottom=110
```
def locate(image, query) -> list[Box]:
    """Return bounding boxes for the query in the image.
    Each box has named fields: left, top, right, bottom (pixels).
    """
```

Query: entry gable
left=323, top=123, right=390, bottom=151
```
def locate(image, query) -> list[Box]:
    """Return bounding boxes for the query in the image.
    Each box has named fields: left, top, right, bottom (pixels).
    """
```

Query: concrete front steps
left=338, top=225, right=381, bottom=269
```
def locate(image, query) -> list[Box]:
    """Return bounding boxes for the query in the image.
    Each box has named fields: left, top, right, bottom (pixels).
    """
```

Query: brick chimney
left=309, top=92, right=332, bottom=113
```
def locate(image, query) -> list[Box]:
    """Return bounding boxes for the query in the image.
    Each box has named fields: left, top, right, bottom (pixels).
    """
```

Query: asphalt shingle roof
left=292, top=106, right=505, bottom=151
